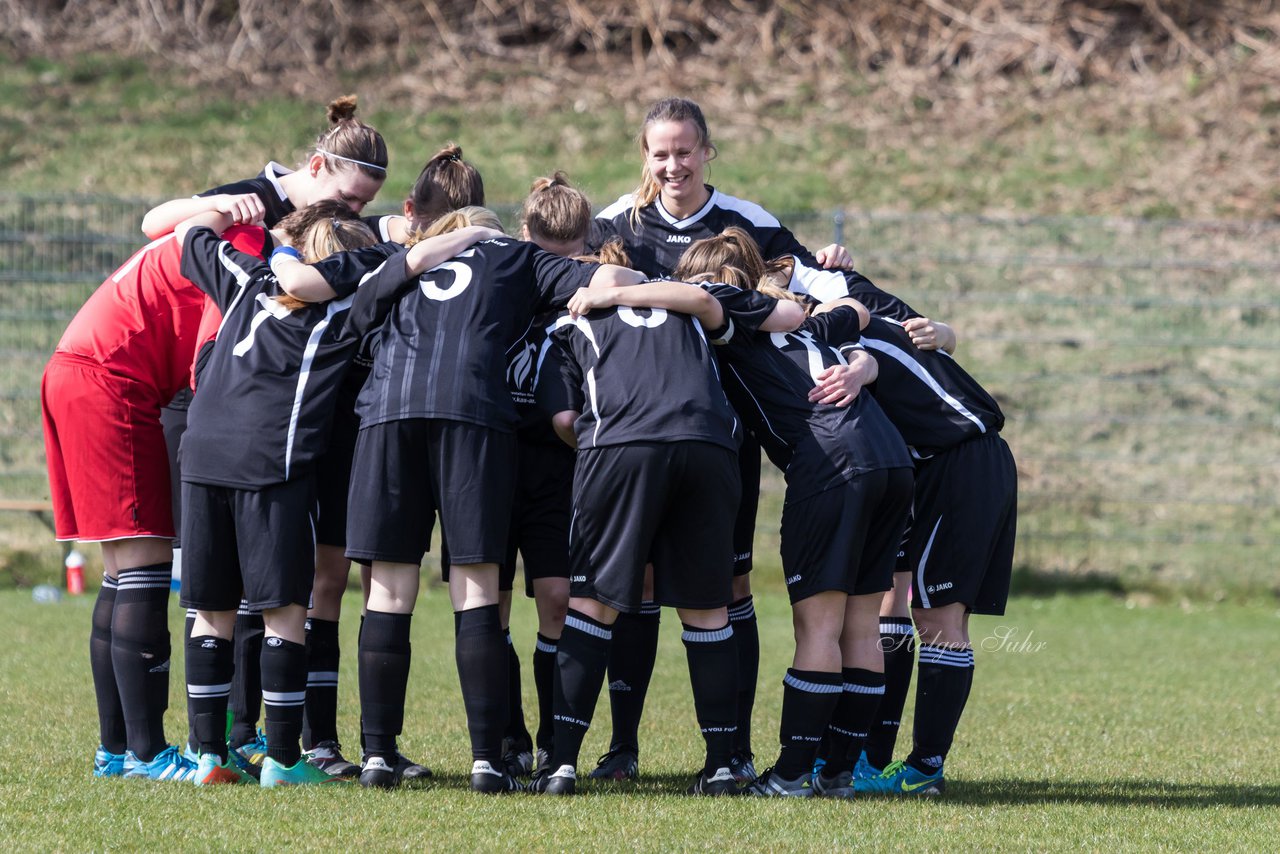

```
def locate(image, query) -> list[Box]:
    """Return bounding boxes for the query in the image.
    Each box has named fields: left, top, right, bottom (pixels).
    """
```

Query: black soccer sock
left=551, top=610, right=613, bottom=771
left=183, top=609, right=198, bottom=753
left=865, top=616, right=916, bottom=769
left=185, top=634, right=234, bottom=762
left=261, top=636, right=307, bottom=767
left=301, top=617, right=340, bottom=750
left=357, top=614, right=366, bottom=753
left=774, top=669, right=842, bottom=780
left=228, top=604, right=264, bottom=748
left=454, top=605, right=508, bottom=763
left=111, top=564, right=173, bottom=762
left=532, top=634, right=557, bottom=753
left=822, top=668, right=886, bottom=776
left=604, top=601, right=660, bottom=752
left=504, top=629, right=533, bottom=747
left=90, top=576, right=126, bottom=754
left=359, top=609, right=412, bottom=761
left=907, top=644, right=975, bottom=775
left=727, top=596, right=759, bottom=756
left=681, top=623, right=738, bottom=774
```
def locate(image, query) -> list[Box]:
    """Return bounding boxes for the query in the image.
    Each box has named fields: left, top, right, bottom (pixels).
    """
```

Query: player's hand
left=815, top=243, right=853, bottom=269
left=567, top=287, right=615, bottom=318
left=904, top=317, right=948, bottom=351
left=808, top=363, right=866, bottom=407
left=213, top=193, right=267, bottom=226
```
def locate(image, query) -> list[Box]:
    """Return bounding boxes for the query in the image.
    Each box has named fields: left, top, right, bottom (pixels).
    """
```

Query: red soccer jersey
left=55, top=225, right=270, bottom=403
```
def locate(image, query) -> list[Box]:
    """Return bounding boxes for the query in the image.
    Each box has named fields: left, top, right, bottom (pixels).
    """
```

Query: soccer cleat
left=93, top=745, right=127, bottom=778
left=812, top=767, right=856, bottom=799
left=532, top=747, right=552, bottom=783
left=359, top=755, right=400, bottom=790
left=854, top=759, right=945, bottom=796
left=122, top=745, right=198, bottom=782
left=304, top=740, right=361, bottom=778
left=687, top=766, right=739, bottom=796
left=363, top=750, right=433, bottom=785
left=588, top=746, right=638, bottom=781
left=853, top=750, right=882, bottom=781
left=741, top=767, right=814, bottom=798
left=501, top=737, right=535, bottom=778
left=530, top=764, right=576, bottom=796
left=470, top=760, right=525, bottom=793
left=228, top=744, right=262, bottom=781
left=194, top=752, right=253, bottom=786
left=728, top=750, right=758, bottom=783
left=260, top=756, right=348, bottom=787
left=231, top=729, right=268, bottom=769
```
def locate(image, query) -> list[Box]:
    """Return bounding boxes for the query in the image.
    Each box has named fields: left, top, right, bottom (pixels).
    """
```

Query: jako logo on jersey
left=666, top=234, right=692, bottom=244
left=571, top=575, right=587, bottom=583
left=926, top=582, right=954, bottom=594
left=785, top=574, right=802, bottom=585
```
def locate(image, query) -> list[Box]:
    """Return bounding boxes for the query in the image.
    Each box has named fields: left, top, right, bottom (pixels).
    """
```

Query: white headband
left=316, top=147, right=386, bottom=174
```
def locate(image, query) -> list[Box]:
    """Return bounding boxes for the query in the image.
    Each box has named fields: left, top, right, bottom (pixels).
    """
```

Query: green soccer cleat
left=853, top=759, right=945, bottom=796
left=259, top=756, right=350, bottom=788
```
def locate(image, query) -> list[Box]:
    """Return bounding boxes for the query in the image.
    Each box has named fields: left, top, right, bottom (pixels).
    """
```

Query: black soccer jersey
left=712, top=302, right=912, bottom=500
left=785, top=257, right=920, bottom=319
left=314, top=237, right=599, bottom=432
left=540, top=301, right=741, bottom=452
left=196, top=162, right=296, bottom=228
left=590, top=187, right=822, bottom=277
left=507, top=309, right=564, bottom=444
left=859, top=316, right=1005, bottom=457
left=177, top=226, right=416, bottom=489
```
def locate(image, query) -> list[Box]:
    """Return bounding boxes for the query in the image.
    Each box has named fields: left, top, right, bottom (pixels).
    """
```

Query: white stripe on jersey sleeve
left=787, top=256, right=849, bottom=303
left=709, top=190, right=782, bottom=227
left=596, top=194, right=636, bottom=221
left=213, top=242, right=259, bottom=338
left=111, top=233, right=177, bottom=283
left=861, top=324, right=988, bottom=435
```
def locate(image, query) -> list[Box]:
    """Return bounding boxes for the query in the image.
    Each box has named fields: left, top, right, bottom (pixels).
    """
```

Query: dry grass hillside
left=4, top=1, right=1280, bottom=218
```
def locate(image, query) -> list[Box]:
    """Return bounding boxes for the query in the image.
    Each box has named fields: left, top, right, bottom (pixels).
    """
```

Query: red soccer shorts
left=41, top=353, right=174, bottom=542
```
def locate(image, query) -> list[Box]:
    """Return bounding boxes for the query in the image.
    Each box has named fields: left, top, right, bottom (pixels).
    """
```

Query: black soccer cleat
left=470, top=760, right=526, bottom=794
left=588, top=746, right=638, bottom=780
left=530, top=764, right=577, bottom=796
left=359, top=755, right=400, bottom=790
left=687, top=766, right=739, bottom=796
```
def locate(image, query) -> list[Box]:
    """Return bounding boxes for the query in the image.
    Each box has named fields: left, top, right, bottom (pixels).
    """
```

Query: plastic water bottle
left=64, top=549, right=85, bottom=596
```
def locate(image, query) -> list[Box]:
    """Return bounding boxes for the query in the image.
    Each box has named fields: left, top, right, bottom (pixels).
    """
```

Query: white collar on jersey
left=654, top=185, right=718, bottom=229
left=263, top=161, right=293, bottom=202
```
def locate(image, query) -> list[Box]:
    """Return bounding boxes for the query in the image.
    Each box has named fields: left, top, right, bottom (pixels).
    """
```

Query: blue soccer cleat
left=122, top=745, right=198, bottom=782
left=93, top=745, right=127, bottom=778
left=853, top=750, right=882, bottom=781
left=853, top=759, right=945, bottom=796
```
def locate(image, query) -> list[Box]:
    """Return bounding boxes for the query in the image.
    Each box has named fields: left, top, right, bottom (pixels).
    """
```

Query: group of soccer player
left=42, top=93, right=1016, bottom=798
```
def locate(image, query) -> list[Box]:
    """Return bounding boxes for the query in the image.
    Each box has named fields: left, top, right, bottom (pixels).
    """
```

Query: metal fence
left=3, top=195, right=1277, bottom=586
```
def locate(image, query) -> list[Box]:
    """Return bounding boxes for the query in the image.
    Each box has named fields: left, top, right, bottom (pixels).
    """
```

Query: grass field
left=0, top=581, right=1277, bottom=851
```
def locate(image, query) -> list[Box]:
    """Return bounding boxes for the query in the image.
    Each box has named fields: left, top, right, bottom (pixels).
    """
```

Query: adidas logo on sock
left=608, top=680, right=631, bottom=692
left=472, top=760, right=501, bottom=777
